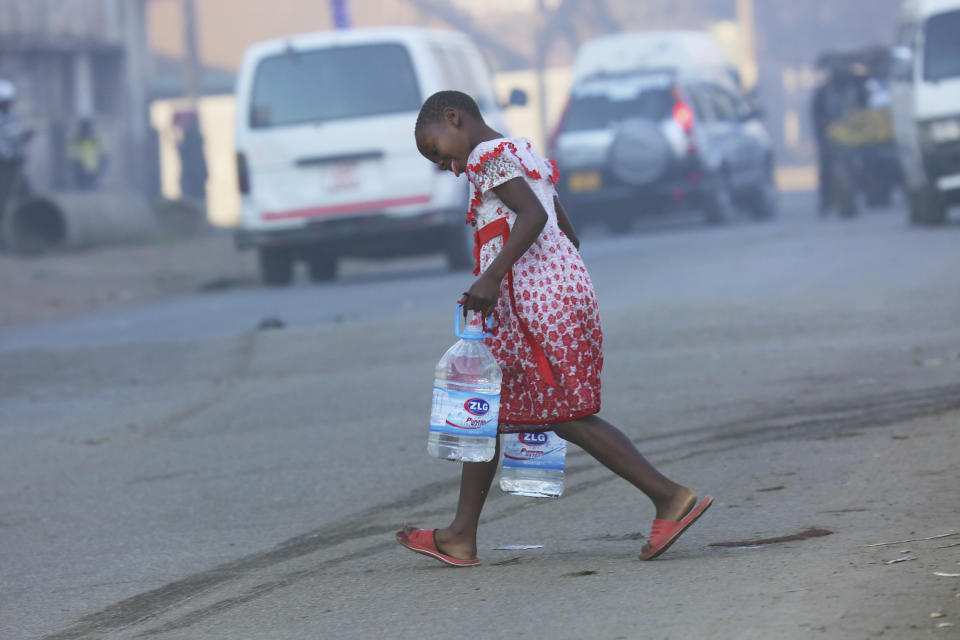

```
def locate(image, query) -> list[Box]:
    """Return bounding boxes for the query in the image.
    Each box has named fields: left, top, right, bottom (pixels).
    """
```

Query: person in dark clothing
left=176, top=112, right=208, bottom=200
left=0, top=78, right=30, bottom=223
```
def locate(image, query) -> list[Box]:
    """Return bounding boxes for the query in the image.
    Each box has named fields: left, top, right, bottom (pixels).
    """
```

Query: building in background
left=0, top=0, right=152, bottom=194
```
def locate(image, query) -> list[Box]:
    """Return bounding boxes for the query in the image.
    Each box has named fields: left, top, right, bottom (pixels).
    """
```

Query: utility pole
left=735, top=0, right=758, bottom=90
left=183, top=0, right=201, bottom=108
left=123, top=0, right=150, bottom=193
left=536, top=0, right=549, bottom=148
left=331, top=0, right=352, bottom=29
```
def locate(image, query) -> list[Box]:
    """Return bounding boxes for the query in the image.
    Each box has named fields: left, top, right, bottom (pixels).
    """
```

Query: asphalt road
left=2, top=194, right=960, bottom=639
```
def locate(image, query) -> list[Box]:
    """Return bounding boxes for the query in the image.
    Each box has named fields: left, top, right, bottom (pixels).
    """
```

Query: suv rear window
left=562, top=89, right=672, bottom=132
left=250, top=43, right=421, bottom=128
left=924, top=9, right=960, bottom=81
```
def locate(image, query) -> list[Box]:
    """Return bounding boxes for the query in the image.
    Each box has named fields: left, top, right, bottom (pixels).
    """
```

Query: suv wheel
left=445, top=223, right=474, bottom=271
left=748, top=166, right=778, bottom=220
left=259, top=247, right=293, bottom=286
left=704, top=171, right=735, bottom=225
left=908, top=186, right=947, bottom=226
left=307, top=252, right=338, bottom=282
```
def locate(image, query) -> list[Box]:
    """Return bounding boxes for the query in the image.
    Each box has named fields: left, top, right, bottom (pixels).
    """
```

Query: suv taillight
left=672, top=100, right=694, bottom=133
left=236, top=151, right=250, bottom=194
left=671, top=86, right=697, bottom=155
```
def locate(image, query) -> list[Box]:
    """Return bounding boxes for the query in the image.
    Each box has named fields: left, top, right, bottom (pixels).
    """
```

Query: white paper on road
left=493, top=544, right=544, bottom=550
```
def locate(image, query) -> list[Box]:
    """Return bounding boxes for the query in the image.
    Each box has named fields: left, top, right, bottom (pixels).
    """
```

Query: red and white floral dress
left=465, top=137, right=603, bottom=432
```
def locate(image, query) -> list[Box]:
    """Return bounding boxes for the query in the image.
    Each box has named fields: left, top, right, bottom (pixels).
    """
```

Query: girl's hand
left=458, top=272, right=502, bottom=318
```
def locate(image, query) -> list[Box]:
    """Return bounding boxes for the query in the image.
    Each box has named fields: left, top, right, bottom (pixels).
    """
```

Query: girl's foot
left=433, top=526, right=478, bottom=562
left=398, top=525, right=478, bottom=563
left=396, top=525, right=480, bottom=567
left=654, top=486, right=698, bottom=521
left=641, top=492, right=713, bottom=560
left=642, top=487, right=698, bottom=556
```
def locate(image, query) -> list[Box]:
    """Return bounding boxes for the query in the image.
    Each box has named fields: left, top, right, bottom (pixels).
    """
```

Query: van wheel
left=908, top=187, right=946, bottom=225
left=704, top=171, right=735, bottom=225
left=259, top=247, right=293, bottom=286
left=307, top=252, right=337, bottom=282
left=445, top=223, right=474, bottom=271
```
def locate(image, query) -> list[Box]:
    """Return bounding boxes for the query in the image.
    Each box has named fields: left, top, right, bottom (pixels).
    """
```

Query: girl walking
left=398, top=90, right=711, bottom=565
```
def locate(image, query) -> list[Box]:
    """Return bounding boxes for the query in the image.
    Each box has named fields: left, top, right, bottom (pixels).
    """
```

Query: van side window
left=431, top=45, right=494, bottom=112
left=431, top=46, right=459, bottom=92
left=449, top=48, right=494, bottom=112
left=924, top=9, right=960, bottom=82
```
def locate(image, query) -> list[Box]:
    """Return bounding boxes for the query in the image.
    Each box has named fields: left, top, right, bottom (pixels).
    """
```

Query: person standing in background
left=68, top=119, right=107, bottom=190
left=175, top=111, right=208, bottom=200
left=0, top=78, right=31, bottom=223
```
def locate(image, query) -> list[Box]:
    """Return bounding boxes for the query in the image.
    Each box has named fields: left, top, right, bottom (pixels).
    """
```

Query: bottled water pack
left=427, top=307, right=501, bottom=462
left=500, top=429, right=566, bottom=497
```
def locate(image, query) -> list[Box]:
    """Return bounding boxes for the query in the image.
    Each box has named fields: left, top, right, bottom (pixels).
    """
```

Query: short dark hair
left=415, top=90, right=483, bottom=134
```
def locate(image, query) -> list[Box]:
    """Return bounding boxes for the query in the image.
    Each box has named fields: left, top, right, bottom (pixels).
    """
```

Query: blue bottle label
left=502, top=431, right=566, bottom=471
left=430, top=387, right=500, bottom=438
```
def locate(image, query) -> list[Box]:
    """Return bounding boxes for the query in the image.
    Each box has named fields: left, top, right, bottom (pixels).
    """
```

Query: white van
left=234, top=27, right=520, bottom=284
left=891, top=0, right=960, bottom=224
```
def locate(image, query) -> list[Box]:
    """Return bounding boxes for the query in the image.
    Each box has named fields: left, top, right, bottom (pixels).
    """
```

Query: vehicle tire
left=833, top=159, right=858, bottom=218
left=747, top=165, right=778, bottom=220
left=307, top=252, right=337, bottom=282
left=445, top=223, right=474, bottom=271
left=864, top=179, right=891, bottom=208
left=605, top=211, right=632, bottom=233
left=259, top=247, right=293, bottom=286
left=704, top=171, right=735, bottom=225
left=908, top=187, right=947, bottom=226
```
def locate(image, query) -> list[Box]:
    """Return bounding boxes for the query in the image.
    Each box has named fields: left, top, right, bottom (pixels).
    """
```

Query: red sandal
left=640, top=496, right=714, bottom=561
left=396, top=527, right=481, bottom=567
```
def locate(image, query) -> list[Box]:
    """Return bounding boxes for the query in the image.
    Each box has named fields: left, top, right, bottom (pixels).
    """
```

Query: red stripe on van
left=262, top=194, right=432, bottom=221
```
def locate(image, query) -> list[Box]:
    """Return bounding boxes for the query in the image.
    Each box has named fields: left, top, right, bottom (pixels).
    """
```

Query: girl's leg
left=553, top=414, right=697, bottom=522
left=432, top=436, right=501, bottom=561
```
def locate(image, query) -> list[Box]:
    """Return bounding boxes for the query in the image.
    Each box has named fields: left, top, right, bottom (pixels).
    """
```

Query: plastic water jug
left=427, top=306, right=501, bottom=462
left=500, top=429, right=565, bottom=497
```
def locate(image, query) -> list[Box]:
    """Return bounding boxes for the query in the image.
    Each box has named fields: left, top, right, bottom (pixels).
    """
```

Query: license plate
left=568, top=171, right=601, bottom=193
left=327, top=161, right=361, bottom=191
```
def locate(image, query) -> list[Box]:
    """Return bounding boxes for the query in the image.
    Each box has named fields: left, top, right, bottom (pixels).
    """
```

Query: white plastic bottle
left=500, top=430, right=566, bottom=497
left=427, top=307, right=502, bottom=462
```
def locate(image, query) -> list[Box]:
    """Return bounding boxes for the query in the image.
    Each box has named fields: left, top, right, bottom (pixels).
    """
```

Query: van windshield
left=562, top=89, right=672, bottom=132
left=250, top=43, right=421, bottom=128
left=924, top=10, right=960, bottom=81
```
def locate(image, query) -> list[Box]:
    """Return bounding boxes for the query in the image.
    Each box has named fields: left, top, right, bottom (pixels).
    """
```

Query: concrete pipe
left=3, top=191, right=158, bottom=254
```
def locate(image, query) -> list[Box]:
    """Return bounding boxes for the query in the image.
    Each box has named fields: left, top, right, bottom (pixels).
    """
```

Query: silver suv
left=550, top=70, right=777, bottom=230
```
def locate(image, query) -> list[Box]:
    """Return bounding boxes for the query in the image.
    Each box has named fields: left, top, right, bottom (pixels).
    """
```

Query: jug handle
left=455, top=304, right=493, bottom=338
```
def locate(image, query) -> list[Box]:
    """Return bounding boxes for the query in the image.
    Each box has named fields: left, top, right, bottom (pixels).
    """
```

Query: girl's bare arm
left=459, top=177, right=547, bottom=317
left=553, top=195, right=579, bottom=250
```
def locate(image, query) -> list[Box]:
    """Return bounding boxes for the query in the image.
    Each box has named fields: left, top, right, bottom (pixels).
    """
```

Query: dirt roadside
left=0, top=232, right=259, bottom=329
